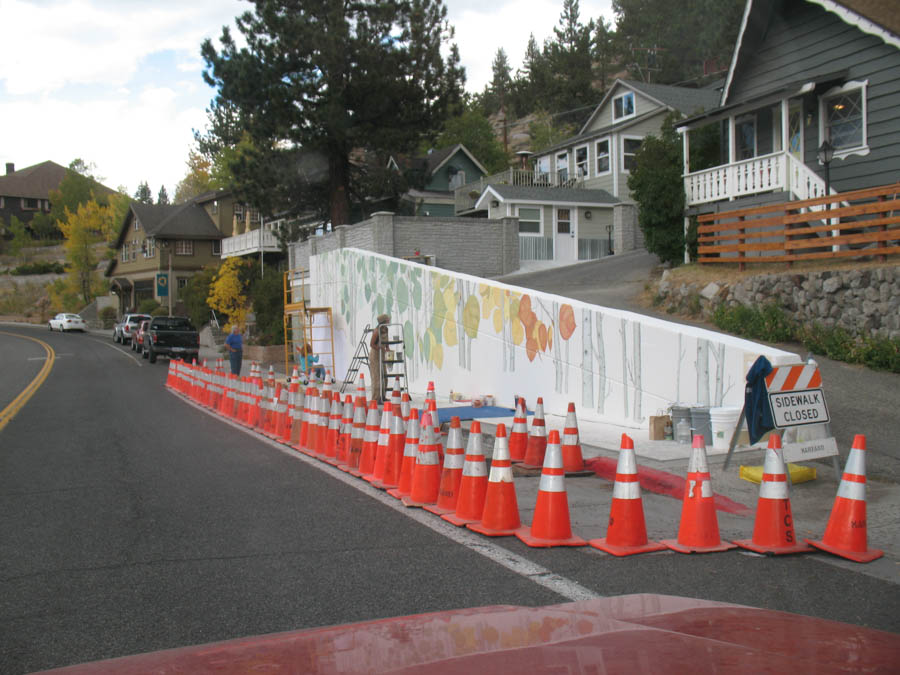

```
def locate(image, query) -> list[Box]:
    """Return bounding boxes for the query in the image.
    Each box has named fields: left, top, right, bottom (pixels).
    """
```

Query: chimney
left=5, top=162, right=14, bottom=175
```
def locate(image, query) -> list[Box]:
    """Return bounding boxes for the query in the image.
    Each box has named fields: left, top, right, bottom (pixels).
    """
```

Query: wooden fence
left=696, top=182, right=900, bottom=269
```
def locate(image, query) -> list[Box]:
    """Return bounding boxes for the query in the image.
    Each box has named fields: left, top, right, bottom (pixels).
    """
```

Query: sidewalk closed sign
left=156, top=273, right=168, bottom=297
left=768, top=388, right=829, bottom=427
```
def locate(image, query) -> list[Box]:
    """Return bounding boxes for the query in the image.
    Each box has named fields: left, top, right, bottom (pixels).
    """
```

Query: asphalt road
left=1, top=323, right=899, bottom=673
left=502, top=252, right=900, bottom=482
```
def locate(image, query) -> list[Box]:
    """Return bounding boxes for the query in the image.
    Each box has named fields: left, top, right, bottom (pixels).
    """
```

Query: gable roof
left=389, top=144, right=489, bottom=180
left=0, top=161, right=69, bottom=198
left=475, top=185, right=619, bottom=210
left=722, top=0, right=900, bottom=104
left=578, top=79, right=721, bottom=135
left=112, top=201, right=223, bottom=251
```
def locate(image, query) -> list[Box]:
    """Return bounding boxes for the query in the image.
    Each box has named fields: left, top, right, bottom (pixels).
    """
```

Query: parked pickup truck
left=145, top=316, right=200, bottom=364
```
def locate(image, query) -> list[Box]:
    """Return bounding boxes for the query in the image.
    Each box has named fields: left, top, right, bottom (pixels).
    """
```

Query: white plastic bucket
left=709, top=406, right=742, bottom=450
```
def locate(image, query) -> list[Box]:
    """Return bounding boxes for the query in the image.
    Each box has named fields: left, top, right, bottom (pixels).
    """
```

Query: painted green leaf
left=364, top=283, right=372, bottom=301
left=404, top=320, right=414, bottom=359
left=423, top=330, right=432, bottom=360
left=376, top=294, right=384, bottom=317
left=387, top=261, right=398, bottom=278
left=385, top=290, right=393, bottom=316
left=412, top=279, right=422, bottom=308
left=396, top=279, right=409, bottom=309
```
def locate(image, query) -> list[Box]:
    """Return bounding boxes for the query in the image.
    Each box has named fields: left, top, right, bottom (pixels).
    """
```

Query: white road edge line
left=89, top=338, right=143, bottom=366
left=173, top=389, right=602, bottom=603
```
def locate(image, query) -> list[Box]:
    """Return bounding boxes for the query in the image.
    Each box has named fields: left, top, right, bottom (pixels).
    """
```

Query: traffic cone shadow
left=661, top=435, right=737, bottom=554
left=589, top=434, right=666, bottom=556
left=806, top=434, right=883, bottom=563
left=515, top=430, right=586, bottom=547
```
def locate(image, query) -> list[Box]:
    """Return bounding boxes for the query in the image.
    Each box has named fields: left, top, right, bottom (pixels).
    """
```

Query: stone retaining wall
left=656, top=265, right=900, bottom=339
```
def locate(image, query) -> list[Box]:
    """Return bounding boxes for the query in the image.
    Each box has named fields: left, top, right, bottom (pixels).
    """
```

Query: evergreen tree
left=593, top=16, right=617, bottom=93
left=547, top=0, right=596, bottom=119
left=134, top=181, right=153, bottom=204
left=436, top=108, right=509, bottom=174
left=201, top=0, right=465, bottom=227
left=157, top=185, right=170, bottom=205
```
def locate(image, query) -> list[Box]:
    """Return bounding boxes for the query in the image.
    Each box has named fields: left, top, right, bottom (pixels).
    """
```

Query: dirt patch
left=662, top=257, right=900, bottom=288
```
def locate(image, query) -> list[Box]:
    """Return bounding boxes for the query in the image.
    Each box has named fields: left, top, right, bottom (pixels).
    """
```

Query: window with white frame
left=249, top=208, right=260, bottom=224
left=22, top=197, right=39, bottom=210
left=517, top=207, right=541, bottom=234
left=623, top=138, right=642, bottom=172
left=212, top=240, right=221, bottom=256
left=144, top=237, right=156, bottom=258
left=613, top=91, right=635, bottom=121
left=134, top=217, right=140, bottom=230
left=448, top=169, right=466, bottom=190
left=556, top=151, right=569, bottom=182
left=535, top=156, right=551, bottom=183
left=595, top=138, right=610, bottom=174
left=175, top=239, right=193, bottom=256
left=130, top=239, right=137, bottom=260
left=211, top=200, right=218, bottom=215
left=821, top=81, right=867, bottom=153
left=575, top=145, right=588, bottom=177
left=121, top=245, right=128, bottom=262
left=234, top=203, right=244, bottom=220
left=177, top=278, right=188, bottom=289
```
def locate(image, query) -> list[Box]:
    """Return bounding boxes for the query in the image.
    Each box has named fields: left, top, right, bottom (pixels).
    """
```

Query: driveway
left=499, top=251, right=900, bottom=483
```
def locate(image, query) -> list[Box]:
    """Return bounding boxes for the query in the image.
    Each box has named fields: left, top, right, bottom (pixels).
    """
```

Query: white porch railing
left=221, top=225, right=282, bottom=258
left=684, top=152, right=827, bottom=206
left=519, top=236, right=554, bottom=261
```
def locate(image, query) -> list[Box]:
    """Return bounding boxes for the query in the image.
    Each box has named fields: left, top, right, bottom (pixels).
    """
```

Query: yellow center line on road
left=0, top=331, right=55, bottom=433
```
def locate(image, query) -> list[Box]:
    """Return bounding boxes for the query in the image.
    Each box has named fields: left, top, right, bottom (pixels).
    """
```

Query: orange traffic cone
left=354, top=400, right=381, bottom=477
left=365, top=401, right=393, bottom=485
left=354, top=373, right=367, bottom=407
left=389, top=408, right=420, bottom=500
left=402, top=412, right=442, bottom=508
left=662, top=435, right=737, bottom=554
left=400, top=391, right=411, bottom=422
left=589, top=434, right=666, bottom=556
left=165, top=359, right=178, bottom=389
left=516, top=430, right=585, bottom=547
left=335, top=394, right=354, bottom=467
left=468, top=424, right=521, bottom=537
left=443, top=421, right=489, bottom=527
left=561, top=403, right=585, bottom=473
left=806, top=435, right=883, bottom=562
left=297, top=385, right=314, bottom=452
left=508, top=397, right=528, bottom=462
left=735, top=434, right=812, bottom=555
left=315, top=381, right=333, bottom=457
left=520, top=397, right=547, bottom=468
left=288, top=373, right=304, bottom=444
left=378, top=400, right=407, bottom=489
left=323, top=392, right=343, bottom=463
left=302, top=385, right=321, bottom=455
left=343, top=394, right=367, bottom=473
left=424, top=416, right=465, bottom=516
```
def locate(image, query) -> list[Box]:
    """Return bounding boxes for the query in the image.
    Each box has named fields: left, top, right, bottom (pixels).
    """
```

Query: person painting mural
left=296, top=339, right=325, bottom=383
left=369, top=314, right=390, bottom=403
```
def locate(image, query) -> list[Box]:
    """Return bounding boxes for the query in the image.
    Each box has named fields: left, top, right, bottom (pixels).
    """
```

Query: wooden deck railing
left=696, top=182, right=900, bottom=269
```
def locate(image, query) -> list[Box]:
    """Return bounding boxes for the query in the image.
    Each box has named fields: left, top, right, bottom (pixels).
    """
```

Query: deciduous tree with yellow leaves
left=207, top=257, right=250, bottom=329
left=50, top=199, right=115, bottom=309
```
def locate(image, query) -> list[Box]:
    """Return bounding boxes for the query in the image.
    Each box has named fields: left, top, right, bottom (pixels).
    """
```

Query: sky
left=0, top=0, right=614, bottom=199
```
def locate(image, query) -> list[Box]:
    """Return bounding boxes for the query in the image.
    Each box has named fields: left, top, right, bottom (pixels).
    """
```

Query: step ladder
left=340, top=323, right=408, bottom=396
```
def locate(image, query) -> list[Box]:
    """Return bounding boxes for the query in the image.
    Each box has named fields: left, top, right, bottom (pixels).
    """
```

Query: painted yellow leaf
left=462, top=295, right=480, bottom=338
left=511, top=318, right=524, bottom=345
left=492, top=287, right=503, bottom=308
left=444, top=286, right=458, bottom=313
left=479, top=283, right=491, bottom=297
left=443, top=316, right=458, bottom=347
left=492, top=307, right=503, bottom=333
left=548, top=325, right=554, bottom=350
left=432, top=343, right=444, bottom=369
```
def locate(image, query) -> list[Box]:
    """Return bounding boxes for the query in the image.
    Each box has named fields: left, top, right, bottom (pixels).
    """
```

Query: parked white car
left=48, top=313, right=87, bottom=332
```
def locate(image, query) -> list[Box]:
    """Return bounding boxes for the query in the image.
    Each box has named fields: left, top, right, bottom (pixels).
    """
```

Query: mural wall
left=309, top=248, right=797, bottom=427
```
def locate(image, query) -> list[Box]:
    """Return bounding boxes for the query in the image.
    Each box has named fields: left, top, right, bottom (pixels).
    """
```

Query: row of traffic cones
left=165, top=362, right=881, bottom=562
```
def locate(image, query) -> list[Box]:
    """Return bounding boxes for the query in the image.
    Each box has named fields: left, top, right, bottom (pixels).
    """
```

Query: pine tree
left=157, top=185, right=170, bottom=205
left=201, top=0, right=465, bottom=226
left=134, top=181, right=153, bottom=204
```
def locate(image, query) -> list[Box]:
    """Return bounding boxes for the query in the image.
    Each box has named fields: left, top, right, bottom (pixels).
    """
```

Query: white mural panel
left=309, top=248, right=797, bottom=427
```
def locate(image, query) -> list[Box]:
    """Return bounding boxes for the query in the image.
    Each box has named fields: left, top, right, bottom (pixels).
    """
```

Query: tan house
left=105, top=190, right=251, bottom=314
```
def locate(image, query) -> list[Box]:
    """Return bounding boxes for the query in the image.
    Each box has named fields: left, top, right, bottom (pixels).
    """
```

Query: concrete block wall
left=310, top=247, right=798, bottom=428
left=288, top=212, right=519, bottom=278
left=614, top=203, right=643, bottom=254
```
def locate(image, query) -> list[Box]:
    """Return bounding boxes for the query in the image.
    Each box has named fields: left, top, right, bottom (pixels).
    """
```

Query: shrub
left=12, top=261, right=66, bottom=275
left=151, top=306, right=169, bottom=316
left=138, top=298, right=161, bottom=314
left=99, top=306, right=117, bottom=328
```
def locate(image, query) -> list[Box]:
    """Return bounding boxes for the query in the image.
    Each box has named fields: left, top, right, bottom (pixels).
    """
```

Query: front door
left=555, top=208, right=576, bottom=262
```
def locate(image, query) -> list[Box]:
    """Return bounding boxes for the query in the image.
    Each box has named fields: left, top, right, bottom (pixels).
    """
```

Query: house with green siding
left=395, top=144, right=488, bottom=218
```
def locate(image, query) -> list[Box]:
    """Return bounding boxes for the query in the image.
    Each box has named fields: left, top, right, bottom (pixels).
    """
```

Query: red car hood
left=39, top=594, right=899, bottom=674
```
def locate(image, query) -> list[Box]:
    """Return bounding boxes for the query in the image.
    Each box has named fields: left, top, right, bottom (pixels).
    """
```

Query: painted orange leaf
left=559, top=304, right=576, bottom=340
left=525, top=336, right=538, bottom=362
left=538, top=323, right=548, bottom=351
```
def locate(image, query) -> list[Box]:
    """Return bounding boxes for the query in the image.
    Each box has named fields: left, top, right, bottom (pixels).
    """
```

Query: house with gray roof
left=456, top=79, right=721, bottom=264
left=105, top=196, right=227, bottom=314
left=676, top=0, right=900, bottom=217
